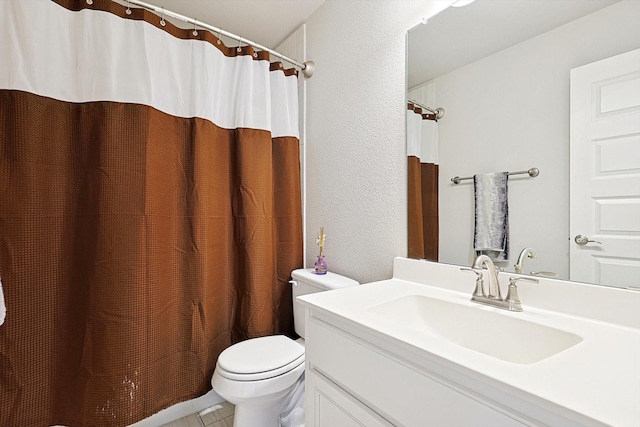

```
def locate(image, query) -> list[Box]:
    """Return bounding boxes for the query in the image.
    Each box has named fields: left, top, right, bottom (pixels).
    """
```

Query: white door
left=570, top=48, right=640, bottom=288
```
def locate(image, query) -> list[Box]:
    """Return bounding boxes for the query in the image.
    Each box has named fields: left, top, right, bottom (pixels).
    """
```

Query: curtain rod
left=121, top=0, right=315, bottom=78
left=451, top=168, right=539, bottom=184
left=407, top=99, right=445, bottom=119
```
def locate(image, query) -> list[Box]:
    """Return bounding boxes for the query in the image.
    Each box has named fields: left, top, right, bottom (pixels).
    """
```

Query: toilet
left=211, top=268, right=359, bottom=427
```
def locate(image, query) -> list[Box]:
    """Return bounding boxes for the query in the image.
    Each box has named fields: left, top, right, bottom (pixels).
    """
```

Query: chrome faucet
left=462, top=255, right=539, bottom=312
left=472, top=254, right=502, bottom=300
left=514, top=248, right=536, bottom=274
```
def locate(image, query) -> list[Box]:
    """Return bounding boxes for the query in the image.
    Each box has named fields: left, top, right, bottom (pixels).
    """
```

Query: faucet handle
left=461, top=267, right=484, bottom=297
left=505, top=276, right=539, bottom=311
left=509, top=276, right=539, bottom=285
left=461, top=267, right=482, bottom=278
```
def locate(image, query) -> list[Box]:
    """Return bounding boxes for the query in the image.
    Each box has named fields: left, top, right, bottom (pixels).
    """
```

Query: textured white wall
left=436, top=0, right=640, bottom=279
left=303, top=1, right=451, bottom=284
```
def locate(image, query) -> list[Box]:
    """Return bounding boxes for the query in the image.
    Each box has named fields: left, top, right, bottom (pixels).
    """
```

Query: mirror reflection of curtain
left=0, top=1, right=302, bottom=426
left=407, top=104, right=439, bottom=261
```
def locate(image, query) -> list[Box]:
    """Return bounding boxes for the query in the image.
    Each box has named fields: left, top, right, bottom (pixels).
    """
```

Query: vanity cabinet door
left=306, top=370, right=393, bottom=427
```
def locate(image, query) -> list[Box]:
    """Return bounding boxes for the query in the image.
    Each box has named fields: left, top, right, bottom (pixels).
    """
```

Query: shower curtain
left=407, top=103, right=439, bottom=261
left=0, top=1, right=302, bottom=426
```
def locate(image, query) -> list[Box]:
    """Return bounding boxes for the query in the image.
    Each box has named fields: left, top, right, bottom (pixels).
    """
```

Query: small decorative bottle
left=314, top=227, right=327, bottom=275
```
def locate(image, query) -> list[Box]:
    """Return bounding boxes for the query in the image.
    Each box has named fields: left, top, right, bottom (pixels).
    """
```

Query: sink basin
left=367, top=295, right=582, bottom=364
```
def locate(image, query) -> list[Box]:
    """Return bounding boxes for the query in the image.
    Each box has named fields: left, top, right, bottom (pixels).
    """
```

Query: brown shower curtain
left=0, top=1, right=302, bottom=426
left=407, top=104, right=439, bottom=261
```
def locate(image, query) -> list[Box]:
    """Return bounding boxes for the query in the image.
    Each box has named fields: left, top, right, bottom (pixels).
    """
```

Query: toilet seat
left=216, top=335, right=305, bottom=381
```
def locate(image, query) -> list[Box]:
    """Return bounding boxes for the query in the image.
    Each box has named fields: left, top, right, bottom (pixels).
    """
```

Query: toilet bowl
left=212, top=335, right=305, bottom=427
left=211, top=269, right=359, bottom=427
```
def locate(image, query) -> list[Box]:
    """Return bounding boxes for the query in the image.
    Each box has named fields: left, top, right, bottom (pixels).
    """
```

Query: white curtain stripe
left=0, top=0, right=299, bottom=138
left=406, top=108, right=439, bottom=164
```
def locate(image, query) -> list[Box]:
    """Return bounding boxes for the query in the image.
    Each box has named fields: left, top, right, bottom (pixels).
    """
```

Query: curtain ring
left=126, top=0, right=132, bottom=15
left=160, top=8, right=166, bottom=27
left=237, top=39, right=242, bottom=53
left=86, top=0, right=93, bottom=4
left=217, top=29, right=222, bottom=45
left=192, top=20, right=198, bottom=37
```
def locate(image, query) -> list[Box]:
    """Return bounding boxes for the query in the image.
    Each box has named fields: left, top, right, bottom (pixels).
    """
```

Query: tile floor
left=160, top=401, right=234, bottom=427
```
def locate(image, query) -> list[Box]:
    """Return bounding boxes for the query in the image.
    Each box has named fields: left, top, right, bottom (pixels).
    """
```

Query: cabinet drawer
left=306, top=316, right=524, bottom=427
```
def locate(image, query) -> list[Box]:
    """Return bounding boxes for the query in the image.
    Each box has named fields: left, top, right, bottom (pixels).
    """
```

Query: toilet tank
left=290, top=268, right=359, bottom=338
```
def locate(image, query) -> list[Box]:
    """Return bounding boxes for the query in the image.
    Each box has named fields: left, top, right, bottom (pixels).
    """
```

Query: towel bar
left=451, top=168, right=539, bottom=184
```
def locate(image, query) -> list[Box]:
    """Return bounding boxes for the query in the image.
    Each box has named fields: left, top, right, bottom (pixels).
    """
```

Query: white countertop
left=299, top=258, right=640, bottom=427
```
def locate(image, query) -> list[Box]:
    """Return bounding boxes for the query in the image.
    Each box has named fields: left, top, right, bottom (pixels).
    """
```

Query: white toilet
left=211, top=268, right=359, bottom=427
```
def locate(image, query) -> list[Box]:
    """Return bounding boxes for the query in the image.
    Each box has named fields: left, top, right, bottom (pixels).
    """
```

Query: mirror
left=407, top=0, right=640, bottom=287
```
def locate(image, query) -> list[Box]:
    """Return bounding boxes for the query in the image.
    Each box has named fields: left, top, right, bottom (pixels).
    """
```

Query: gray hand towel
left=474, top=172, right=509, bottom=261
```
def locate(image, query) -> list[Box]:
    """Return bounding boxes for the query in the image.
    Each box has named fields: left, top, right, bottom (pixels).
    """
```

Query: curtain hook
left=160, top=7, right=166, bottom=27
left=216, top=28, right=222, bottom=45
left=86, top=0, right=93, bottom=4
left=237, top=38, right=243, bottom=53
left=192, top=20, right=198, bottom=37
left=126, top=0, right=132, bottom=15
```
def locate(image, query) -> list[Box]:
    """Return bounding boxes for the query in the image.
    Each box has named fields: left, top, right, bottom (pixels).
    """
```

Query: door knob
left=574, top=234, right=602, bottom=246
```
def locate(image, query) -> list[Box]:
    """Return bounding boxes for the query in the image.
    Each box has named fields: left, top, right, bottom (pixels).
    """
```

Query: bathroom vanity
left=299, top=257, right=640, bottom=427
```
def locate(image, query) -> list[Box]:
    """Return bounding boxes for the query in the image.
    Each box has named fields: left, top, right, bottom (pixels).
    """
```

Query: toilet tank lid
left=291, top=268, right=359, bottom=289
